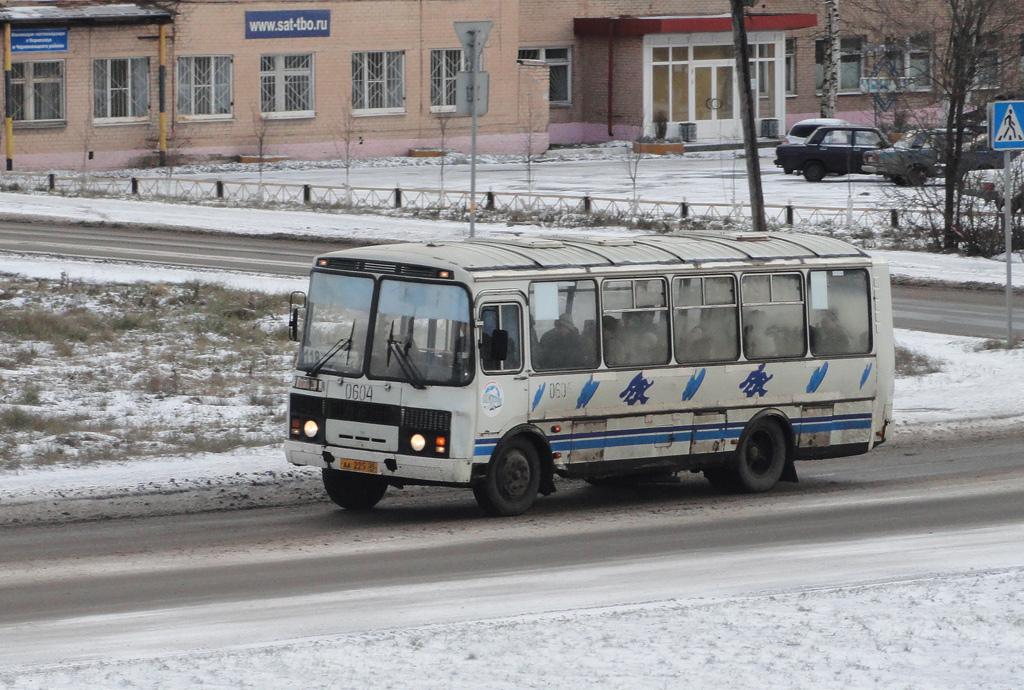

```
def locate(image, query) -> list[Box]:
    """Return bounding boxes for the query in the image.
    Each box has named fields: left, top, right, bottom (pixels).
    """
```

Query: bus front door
left=477, top=300, right=529, bottom=438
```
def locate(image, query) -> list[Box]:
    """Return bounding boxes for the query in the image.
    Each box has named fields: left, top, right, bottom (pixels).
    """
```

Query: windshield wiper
left=385, top=320, right=426, bottom=390
left=305, top=322, right=355, bottom=377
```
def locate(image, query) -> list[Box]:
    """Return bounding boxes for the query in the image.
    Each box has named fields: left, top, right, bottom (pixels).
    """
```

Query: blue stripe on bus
left=473, top=413, right=873, bottom=457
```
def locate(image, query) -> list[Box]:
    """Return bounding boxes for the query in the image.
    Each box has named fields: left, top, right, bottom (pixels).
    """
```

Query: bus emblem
left=482, top=381, right=504, bottom=417
left=807, top=362, right=828, bottom=393
left=739, top=363, right=773, bottom=398
left=576, top=375, right=600, bottom=409
left=619, top=372, right=653, bottom=406
left=860, top=363, right=873, bottom=389
left=532, top=383, right=545, bottom=411
left=682, top=368, right=706, bottom=401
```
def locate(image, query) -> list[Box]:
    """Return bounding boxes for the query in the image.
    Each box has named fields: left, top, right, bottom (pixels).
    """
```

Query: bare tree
left=624, top=134, right=646, bottom=216
left=334, top=103, right=361, bottom=205
left=435, top=112, right=454, bottom=206
left=820, top=0, right=840, bottom=118
left=250, top=104, right=271, bottom=201
left=849, top=0, right=1024, bottom=250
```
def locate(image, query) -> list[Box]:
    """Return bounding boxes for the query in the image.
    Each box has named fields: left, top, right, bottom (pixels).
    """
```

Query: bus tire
left=322, top=468, right=388, bottom=510
left=733, top=418, right=787, bottom=493
left=474, top=438, right=541, bottom=516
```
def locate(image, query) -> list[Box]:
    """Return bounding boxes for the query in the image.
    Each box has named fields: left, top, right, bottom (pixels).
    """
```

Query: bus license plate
left=338, top=458, right=378, bottom=474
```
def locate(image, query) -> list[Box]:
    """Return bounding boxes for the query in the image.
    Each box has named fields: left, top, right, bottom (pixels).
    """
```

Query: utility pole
left=730, top=0, right=766, bottom=232
left=821, top=0, right=839, bottom=117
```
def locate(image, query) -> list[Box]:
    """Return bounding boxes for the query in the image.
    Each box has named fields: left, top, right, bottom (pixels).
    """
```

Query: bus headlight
left=303, top=420, right=319, bottom=438
left=410, top=433, right=426, bottom=452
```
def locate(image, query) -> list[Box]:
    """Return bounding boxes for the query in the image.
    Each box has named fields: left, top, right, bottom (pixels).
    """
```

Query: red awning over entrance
left=574, top=14, right=817, bottom=36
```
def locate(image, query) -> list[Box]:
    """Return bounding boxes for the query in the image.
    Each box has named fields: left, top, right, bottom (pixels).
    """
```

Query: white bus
left=285, top=232, right=894, bottom=516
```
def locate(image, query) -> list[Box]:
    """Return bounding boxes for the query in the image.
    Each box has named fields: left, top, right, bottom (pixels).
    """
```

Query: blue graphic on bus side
left=532, top=383, right=546, bottom=411
left=619, top=372, right=653, bottom=406
left=682, top=368, right=706, bottom=401
left=576, top=376, right=600, bottom=409
left=860, top=362, right=873, bottom=389
left=807, top=361, right=828, bottom=393
left=739, top=363, right=773, bottom=398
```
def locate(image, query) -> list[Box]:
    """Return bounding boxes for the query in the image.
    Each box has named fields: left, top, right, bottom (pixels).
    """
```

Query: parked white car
left=963, top=154, right=1024, bottom=213
left=782, top=118, right=849, bottom=146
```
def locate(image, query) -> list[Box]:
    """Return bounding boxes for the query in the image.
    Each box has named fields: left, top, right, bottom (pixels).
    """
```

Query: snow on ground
left=2, top=154, right=1023, bottom=688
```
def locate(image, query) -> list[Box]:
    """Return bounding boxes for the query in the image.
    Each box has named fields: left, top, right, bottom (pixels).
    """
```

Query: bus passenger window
left=529, top=279, right=599, bottom=371
left=673, top=276, right=739, bottom=364
left=602, top=278, right=669, bottom=367
left=741, top=273, right=807, bottom=360
left=808, top=269, right=871, bottom=356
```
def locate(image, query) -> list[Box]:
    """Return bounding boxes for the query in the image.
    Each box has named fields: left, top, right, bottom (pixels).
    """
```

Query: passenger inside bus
left=679, top=324, right=713, bottom=361
left=810, top=309, right=851, bottom=355
left=536, top=312, right=582, bottom=369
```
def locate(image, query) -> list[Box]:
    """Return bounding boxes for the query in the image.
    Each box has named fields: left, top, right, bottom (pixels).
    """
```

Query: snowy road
left=2, top=429, right=1022, bottom=670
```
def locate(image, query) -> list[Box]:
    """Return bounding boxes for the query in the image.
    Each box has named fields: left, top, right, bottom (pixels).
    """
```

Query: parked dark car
left=861, top=129, right=1003, bottom=186
left=774, top=125, right=889, bottom=182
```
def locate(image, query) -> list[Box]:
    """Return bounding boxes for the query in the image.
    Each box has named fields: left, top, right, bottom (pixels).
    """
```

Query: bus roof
left=315, top=232, right=871, bottom=277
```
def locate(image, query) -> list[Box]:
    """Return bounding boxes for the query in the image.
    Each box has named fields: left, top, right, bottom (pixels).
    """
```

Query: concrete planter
left=238, top=154, right=289, bottom=164
left=408, top=149, right=445, bottom=157
left=632, top=141, right=685, bottom=155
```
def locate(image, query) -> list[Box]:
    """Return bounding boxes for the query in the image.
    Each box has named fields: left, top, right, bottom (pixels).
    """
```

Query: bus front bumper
left=285, top=440, right=475, bottom=485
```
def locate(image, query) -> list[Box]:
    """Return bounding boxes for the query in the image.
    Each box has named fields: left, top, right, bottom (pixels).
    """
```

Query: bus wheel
left=734, top=418, right=787, bottom=493
left=474, top=438, right=541, bottom=516
left=321, top=468, right=388, bottom=510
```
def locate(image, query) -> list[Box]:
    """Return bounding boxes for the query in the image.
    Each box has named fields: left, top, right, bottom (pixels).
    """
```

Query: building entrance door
left=693, top=62, right=738, bottom=140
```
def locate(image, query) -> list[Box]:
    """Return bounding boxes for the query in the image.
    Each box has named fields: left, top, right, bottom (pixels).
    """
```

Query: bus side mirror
left=487, top=329, right=509, bottom=361
left=289, top=291, right=306, bottom=342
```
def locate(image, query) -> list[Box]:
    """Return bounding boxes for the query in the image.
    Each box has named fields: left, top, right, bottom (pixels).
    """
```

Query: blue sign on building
left=245, top=10, right=330, bottom=39
left=989, top=102, right=1024, bottom=151
left=11, top=29, right=68, bottom=53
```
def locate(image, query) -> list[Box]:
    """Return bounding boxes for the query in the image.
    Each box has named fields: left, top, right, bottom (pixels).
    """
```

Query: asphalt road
left=2, top=217, right=1020, bottom=339
left=1, top=428, right=1021, bottom=663
left=1, top=219, right=1022, bottom=663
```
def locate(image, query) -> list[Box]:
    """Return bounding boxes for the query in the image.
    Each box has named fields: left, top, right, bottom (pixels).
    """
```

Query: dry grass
left=0, top=275, right=295, bottom=470
left=894, top=344, right=943, bottom=377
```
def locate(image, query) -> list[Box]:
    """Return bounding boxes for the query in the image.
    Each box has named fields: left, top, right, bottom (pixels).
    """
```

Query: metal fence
left=0, top=170, right=1001, bottom=230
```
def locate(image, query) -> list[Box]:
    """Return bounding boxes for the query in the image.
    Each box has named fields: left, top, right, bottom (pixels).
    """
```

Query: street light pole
left=730, top=0, right=767, bottom=232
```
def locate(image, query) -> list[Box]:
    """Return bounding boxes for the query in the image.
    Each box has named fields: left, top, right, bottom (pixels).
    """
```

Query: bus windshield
left=369, top=279, right=473, bottom=386
left=297, top=272, right=374, bottom=376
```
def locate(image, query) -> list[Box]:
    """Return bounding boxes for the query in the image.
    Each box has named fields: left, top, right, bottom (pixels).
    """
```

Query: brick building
left=1, top=0, right=1020, bottom=171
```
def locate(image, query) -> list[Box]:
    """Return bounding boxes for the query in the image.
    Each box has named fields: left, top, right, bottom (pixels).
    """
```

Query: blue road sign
left=989, top=102, right=1024, bottom=151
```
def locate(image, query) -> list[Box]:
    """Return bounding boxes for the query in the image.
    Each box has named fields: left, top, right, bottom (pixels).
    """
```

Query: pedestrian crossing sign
left=989, top=101, right=1024, bottom=150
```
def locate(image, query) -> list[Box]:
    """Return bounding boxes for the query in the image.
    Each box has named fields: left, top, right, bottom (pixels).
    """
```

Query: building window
left=974, top=34, right=1000, bottom=90
left=260, top=53, right=314, bottom=117
left=815, top=37, right=864, bottom=93
left=785, top=38, right=796, bottom=95
left=93, top=57, right=149, bottom=121
left=881, top=36, right=932, bottom=91
left=907, top=37, right=932, bottom=90
left=11, top=60, right=64, bottom=123
left=352, top=50, right=405, bottom=113
left=518, top=47, right=570, bottom=105
left=177, top=56, right=232, bottom=118
left=651, top=46, right=689, bottom=123
left=430, top=48, right=464, bottom=110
